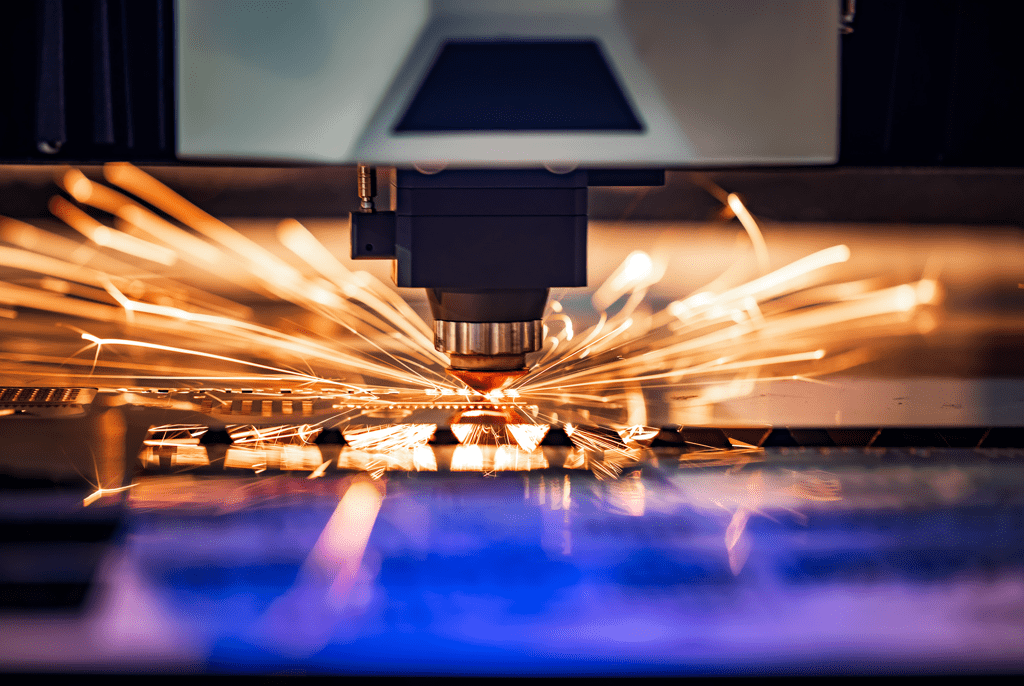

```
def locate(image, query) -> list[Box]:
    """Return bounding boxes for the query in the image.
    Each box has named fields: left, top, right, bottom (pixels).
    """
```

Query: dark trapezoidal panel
left=395, top=41, right=643, bottom=132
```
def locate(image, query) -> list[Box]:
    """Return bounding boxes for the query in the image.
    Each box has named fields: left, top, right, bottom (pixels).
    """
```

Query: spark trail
left=0, top=165, right=456, bottom=397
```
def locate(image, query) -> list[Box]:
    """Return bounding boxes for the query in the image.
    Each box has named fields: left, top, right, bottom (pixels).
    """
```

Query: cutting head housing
left=351, top=169, right=664, bottom=374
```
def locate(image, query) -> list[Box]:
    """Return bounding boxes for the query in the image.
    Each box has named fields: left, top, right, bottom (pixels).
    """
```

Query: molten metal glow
left=505, top=424, right=550, bottom=452
left=492, top=445, right=549, bottom=471
left=451, top=444, right=485, bottom=471
left=343, top=424, right=436, bottom=452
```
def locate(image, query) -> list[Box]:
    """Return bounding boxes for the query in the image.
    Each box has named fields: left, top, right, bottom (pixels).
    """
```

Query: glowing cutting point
left=447, top=368, right=530, bottom=393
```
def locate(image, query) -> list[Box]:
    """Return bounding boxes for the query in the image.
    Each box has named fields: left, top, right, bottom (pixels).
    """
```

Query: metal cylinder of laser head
left=434, top=320, right=542, bottom=356
left=357, top=164, right=376, bottom=211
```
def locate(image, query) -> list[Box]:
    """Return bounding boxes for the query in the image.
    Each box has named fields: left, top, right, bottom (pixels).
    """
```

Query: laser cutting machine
left=6, top=0, right=841, bottom=377
left=2, top=0, right=1024, bottom=676
left=182, top=0, right=839, bottom=382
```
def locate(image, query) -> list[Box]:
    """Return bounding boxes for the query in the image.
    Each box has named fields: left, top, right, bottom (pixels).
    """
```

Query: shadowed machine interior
left=1, top=1, right=1023, bottom=676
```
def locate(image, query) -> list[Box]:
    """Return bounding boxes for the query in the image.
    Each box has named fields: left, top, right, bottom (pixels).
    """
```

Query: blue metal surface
left=82, top=457, right=1024, bottom=675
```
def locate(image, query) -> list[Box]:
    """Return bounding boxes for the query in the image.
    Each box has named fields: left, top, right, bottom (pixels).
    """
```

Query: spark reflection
left=250, top=473, right=385, bottom=657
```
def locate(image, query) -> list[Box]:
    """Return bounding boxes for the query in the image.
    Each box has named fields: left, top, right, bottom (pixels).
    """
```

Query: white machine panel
left=177, top=0, right=838, bottom=166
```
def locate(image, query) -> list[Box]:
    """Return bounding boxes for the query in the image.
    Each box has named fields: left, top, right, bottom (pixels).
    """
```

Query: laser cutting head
left=351, top=168, right=667, bottom=378
left=352, top=168, right=590, bottom=376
